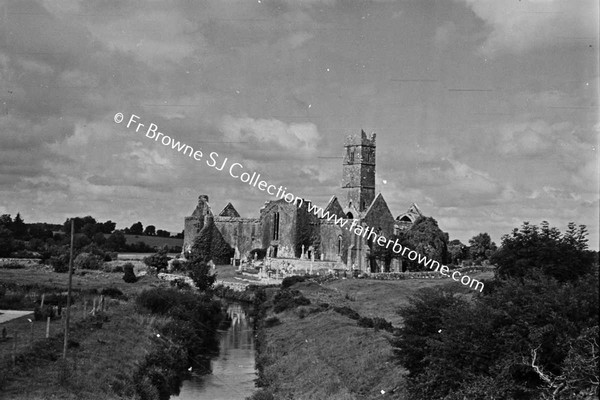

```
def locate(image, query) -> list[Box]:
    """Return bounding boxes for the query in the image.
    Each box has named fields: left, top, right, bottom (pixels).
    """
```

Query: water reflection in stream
left=173, top=303, right=256, bottom=400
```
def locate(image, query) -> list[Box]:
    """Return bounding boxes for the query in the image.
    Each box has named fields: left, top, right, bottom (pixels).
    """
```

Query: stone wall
left=214, top=217, right=262, bottom=259
left=260, top=200, right=299, bottom=258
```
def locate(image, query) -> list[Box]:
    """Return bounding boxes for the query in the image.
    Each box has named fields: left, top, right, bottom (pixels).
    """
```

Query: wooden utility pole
left=63, top=219, right=74, bottom=359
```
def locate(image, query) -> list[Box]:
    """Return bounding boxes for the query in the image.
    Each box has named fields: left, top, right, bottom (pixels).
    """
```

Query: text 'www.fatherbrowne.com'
left=113, top=112, right=485, bottom=292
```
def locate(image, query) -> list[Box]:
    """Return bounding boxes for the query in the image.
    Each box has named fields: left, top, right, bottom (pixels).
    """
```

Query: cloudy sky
left=1, top=0, right=598, bottom=248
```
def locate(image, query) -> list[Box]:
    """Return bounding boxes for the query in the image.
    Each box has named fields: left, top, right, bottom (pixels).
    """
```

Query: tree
left=0, top=214, right=12, bottom=230
left=394, top=272, right=599, bottom=400
left=401, top=216, right=448, bottom=271
left=156, top=229, right=171, bottom=238
left=12, top=213, right=27, bottom=238
left=101, top=220, right=116, bottom=234
left=0, top=227, right=15, bottom=257
left=143, top=248, right=169, bottom=274
left=106, top=231, right=127, bottom=251
left=64, top=216, right=97, bottom=235
left=129, top=221, right=143, bottom=235
left=93, top=232, right=107, bottom=246
left=491, top=221, right=595, bottom=282
left=468, top=232, right=496, bottom=263
left=447, top=239, right=468, bottom=265
left=144, top=225, right=156, bottom=236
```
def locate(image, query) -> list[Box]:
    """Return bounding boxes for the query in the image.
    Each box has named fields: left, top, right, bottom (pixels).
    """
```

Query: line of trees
left=368, top=216, right=499, bottom=271
left=393, top=221, right=599, bottom=399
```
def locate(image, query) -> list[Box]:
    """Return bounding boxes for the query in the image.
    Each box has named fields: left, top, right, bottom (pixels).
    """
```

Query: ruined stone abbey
left=183, top=131, right=423, bottom=272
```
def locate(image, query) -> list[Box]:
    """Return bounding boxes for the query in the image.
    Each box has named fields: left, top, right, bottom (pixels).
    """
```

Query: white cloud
left=220, top=116, right=321, bottom=155
left=459, top=0, right=599, bottom=56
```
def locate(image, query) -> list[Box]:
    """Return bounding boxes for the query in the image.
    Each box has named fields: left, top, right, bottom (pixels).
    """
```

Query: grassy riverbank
left=251, top=272, right=493, bottom=400
left=0, top=261, right=226, bottom=400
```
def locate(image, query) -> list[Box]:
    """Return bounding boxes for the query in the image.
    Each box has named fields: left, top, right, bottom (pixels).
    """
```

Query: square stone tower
left=342, top=130, right=376, bottom=213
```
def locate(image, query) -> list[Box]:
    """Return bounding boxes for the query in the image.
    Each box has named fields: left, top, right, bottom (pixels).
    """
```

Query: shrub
left=103, top=263, right=124, bottom=273
left=357, top=316, right=394, bottom=332
left=281, top=275, right=307, bottom=289
left=100, top=287, right=126, bottom=300
left=333, top=306, right=360, bottom=320
left=263, top=316, right=281, bottom=328
left=136, top=288, right=197, bottom=315
left=357, top=316, right=374, bottom=328
left=34, top=305, right=56, bottom=321
left=249, top=248, right=267, bottom=260
left=74, top=252, right=104, bottom=270
left=170, top=278, right=191, bottom=290
left=169, top=259, right=188, bottom=272
left=372, top=317, right=394, bottom=332
left=50, top=253, right=70, bottom=273
left=0, top=293, right=27, bottom=310
left=143, top=250, right=169, bottom=274
left=123, top=263, right=137, bottom=283
left=41, top=293, right=72, bottom=306
left=0, top=262, right=26, bottom=269
left=187, top=260, right=216, bottom=291
left=272, top=289, right=310, bottom=313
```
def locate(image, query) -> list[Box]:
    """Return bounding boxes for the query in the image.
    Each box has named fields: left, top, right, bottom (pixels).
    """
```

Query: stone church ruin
left=183, top=130, right=423, bottom=273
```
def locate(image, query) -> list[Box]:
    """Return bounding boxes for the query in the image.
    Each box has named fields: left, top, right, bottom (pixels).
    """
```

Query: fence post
left=92, top=298, right=97, bottom=316
left=29, top=320, right=34, bottom=344
left=40, top=293, right=45, bottom=308
left=46, top=317, right=51, bottom=338
left=12, top=332, right=17, bottom=366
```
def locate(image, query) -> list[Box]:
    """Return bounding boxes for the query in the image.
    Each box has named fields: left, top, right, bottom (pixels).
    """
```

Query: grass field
left=0, top=262, right=171, bottom=399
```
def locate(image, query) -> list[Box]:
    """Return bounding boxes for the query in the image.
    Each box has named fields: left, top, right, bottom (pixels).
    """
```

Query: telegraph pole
left=63, top=219, right=74, bottom=359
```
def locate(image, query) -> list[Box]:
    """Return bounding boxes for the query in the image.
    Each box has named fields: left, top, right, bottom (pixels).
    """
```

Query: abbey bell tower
left=341, top=130, right=376, bottom=214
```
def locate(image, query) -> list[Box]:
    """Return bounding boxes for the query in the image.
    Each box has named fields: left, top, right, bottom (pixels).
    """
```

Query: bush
left=0, top=262, right=26, bottom=269
left=34, top=305, right=56, bottom=321
left=281, top=275, right=307, bottom=289
left=187, top=260, right=216, bottom=291
left=170, top=278, right=191, bottom=290
left=136, top=288, right=197, bottom=315
left=263, top=316, right=281, bottom=328
left=74, top=252, right=104, bottom=270
left=143, top=250, right=169, bottom=274
left=103, top=263, right=124, bottom=273
left=50, top=253, right=70, bottom=273
left=123, top=263, right=137, bottom=283
left=357, top=316, right=394, bottom=332
left=249, top=248, right=267, bottom=260
left=372, top=317, right=394, bottom=332
left=272, top=289, right=310, bottom=313
left=0, top=293, right=27, bottom=310
left=41, top=293, right=72, bottom=306
left=169, top=259, right=188, bottom=272
left=100, top=287, right=126, bottom=300
left=333, top=306, right=360, bottom=320
left=357, top=316, right=374, bottom=328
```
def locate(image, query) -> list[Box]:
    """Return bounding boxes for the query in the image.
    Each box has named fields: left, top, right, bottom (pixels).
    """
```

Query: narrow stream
left=172, top=303, right=257, bottom=400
